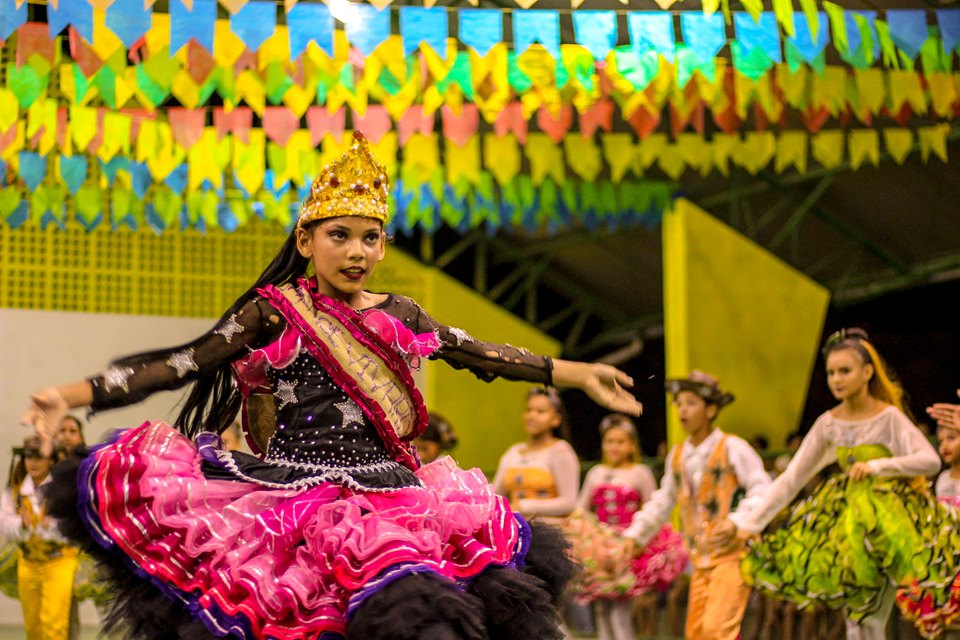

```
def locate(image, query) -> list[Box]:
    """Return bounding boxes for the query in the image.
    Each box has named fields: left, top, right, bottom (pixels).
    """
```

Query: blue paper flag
left=843, top=11, right=878, bottom=59
left=938, top=10, right=960, bottom=53
left=734, top=12, right=782, bottom=63
left=60, top=156, right=87, bottom=195
left=628, top=12, right=676, bottom=62
left=41, top=209, right=67, bottom=231
left=680, top=13, right=726, bottom=62
left=886, top=10, right=929, bottom=59
left=0, top=159, right=5, bottom=186
left=345, top=5, right=391, bottom=56
left=48, top=1, right=93, bottom=41
left=458, top=10, right=502, bottom=57
left=231, top=1, right=276, bottom=53
left=513, top=11, right=560, bottom=60
left=288, top=3, right=333, bottom=59
left=400, top=7, right=447, bottom=57
left=0, top=0, right=27, bottom=43
left=18, top=152, right=47, bottom=192
left=7, top=202, right=28, bottom=229
left=788, top=12, right=829, bottom=61
left=164, top=164, right=189, bottom=194
left=217, top=203, right=238, bottom=232
left=106, top=0, right=152, bottom=48
left=573, top=11, right=618, bottom=61
left=170, top=0, right=216, bottom=54
left=131, top=162, right=152, bottom=199
left=100, top=157, right=130, bottom=187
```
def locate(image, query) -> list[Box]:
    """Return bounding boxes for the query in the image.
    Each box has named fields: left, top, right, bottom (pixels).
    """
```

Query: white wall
left=0, top=308, right=216, bottom=624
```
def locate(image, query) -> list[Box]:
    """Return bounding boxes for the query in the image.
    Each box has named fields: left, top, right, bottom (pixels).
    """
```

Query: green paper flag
left=824, top=2, right=848, bottom=55
left=0, top=186, right=21, bottom=218
left=7, top=63, right=47, bottom=108
left=75, top=185, right=103, bottom=226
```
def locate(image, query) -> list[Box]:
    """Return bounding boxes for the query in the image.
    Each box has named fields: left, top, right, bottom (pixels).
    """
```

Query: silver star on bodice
left=448, top=327, right=474, bottom=346
left=275, top=379, right=298, bottom=410
left=166, top=348, right=198, bottom=378
left=335, top=400, right=364, bottom=428
left=103, top=365, right=135, bottom=392
left=214, top=313, right=244, bottom=343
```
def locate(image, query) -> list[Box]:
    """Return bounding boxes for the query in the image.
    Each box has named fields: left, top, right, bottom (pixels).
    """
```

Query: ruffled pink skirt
left=81, top=421, right=521, bottom=639
left=563, top=511, right=688, bottom=602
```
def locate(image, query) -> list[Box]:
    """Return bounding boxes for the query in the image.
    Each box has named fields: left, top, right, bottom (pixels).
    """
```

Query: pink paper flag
left=214, top=107, right=253, bottom=143
left=441, top=104, right=479, bottom=147
left=167, top=108, right=206, bottom=151
left=122, top=108, right=157, bottom=144
left=306, top=107, right=346, bottom=146
left=579, top=99, right=613, bottom=138
left=262, top=107, right=300, bottom=146
left=493, top=103, right=527, bottom=144
left=351, top=107, right=392, bottom=144
left=17, top=22, right=57, bottom=67
left=85, top=109, right=108, bottom=154
left=68, top=28, right=104, bottom=78
left=536, top=106, right=573, bottom=144
left=398, top=106, right=434, bottom=146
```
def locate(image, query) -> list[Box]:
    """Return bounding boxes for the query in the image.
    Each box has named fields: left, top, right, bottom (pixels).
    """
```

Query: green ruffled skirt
left=742, top=473, right=960, bottom=621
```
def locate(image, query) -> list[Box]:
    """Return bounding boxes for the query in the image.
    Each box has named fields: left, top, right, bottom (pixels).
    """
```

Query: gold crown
left=297, top=131, right=390, bottom=227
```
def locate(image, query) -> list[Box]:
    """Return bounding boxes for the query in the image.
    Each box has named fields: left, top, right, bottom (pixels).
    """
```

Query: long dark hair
left=109, top=222, right=318, bottom=438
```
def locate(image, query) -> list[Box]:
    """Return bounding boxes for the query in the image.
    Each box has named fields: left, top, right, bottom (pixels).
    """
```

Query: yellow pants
left=684, top=555, right=751, bottom=640
left=18, top=550, right=79, bottom=640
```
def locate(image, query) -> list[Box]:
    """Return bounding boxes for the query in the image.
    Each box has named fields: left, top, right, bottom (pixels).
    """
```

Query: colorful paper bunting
left=344, top=5, right=390, bottom=57
left=628, top=12, right=676, bottom=62
left=105, top=0, right=152, bottom=48
left=287, top=2, right=333, bottom=59
left=886, top=10, right=930, bottom=60
left=400, top=7, right=448, bottom=57
left=513, top=11, right=560, bottom=60
left=459, top=10, right=502, bottom=57
left=0, top=0, right=27, bottom=43
left=170, top=0, right=216, bottom=54
left=48, top=1, right=93, bottom=42
left=230, top=1, right=277, bottom=53
left=573, top=12, right=618, bottom=61
left=680, top=13, right=726, bottom=63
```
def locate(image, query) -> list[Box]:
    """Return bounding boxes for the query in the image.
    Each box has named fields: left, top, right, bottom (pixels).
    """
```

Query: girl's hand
left=550, top=360, right=643, bottom=415
left=927, top=391, right=960, bottom=430
left=708, top=519, right=737, bottom=550
left=21, top=388, right=68, bottom=456
left=848, top=461, right=873, bottom=480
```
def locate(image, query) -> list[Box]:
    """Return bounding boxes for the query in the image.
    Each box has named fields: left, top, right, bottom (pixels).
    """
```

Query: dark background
left=563, top=278, right=960, bottom=462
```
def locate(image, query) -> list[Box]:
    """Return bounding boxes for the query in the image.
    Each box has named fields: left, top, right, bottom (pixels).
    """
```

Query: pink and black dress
left=50, top=278, right=571, bottom=640
left=564, top=464, right=688, bottom=602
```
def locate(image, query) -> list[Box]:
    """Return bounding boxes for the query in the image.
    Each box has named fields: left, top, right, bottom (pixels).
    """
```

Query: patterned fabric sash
left=259, top=280, right=428, bottom=471
left=674, top=434, right=742, bottom=568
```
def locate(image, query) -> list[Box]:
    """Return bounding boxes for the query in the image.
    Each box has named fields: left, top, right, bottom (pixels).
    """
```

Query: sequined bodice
left=591, top=484, right=643, bottom=530
left=262, top=351, right=414, bottom=485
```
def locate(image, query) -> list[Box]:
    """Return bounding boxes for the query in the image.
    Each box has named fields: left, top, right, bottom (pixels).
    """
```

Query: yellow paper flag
left=811, top=66, right=848, bottom=116
left=737, top=132, right=776, bottom=174
left=0, top=123, right=24, bottom=162
left=98, top=112, right=132, bottom=163
left=887, top=70, right=927, bottom=114
left=601, top=133, right=637, bottom=183
left=775, top=130, right=808, bottom=174
left=711, top=133, right=738, bottom=176
left=402, top=134, right=440, bottom=185
left=214, top=20, right=246, bottom=67
left=70, top=106, right=98, bottom=152
left=853, top=69, right=885, bottom=118
left=445, top=135, right=482, bottom=185
left=637, top=133, right=668, bottom=171
left=526, top=133, right=566, bottom=185
left=918, top=124, right=950, bottom=163
left=371, top=132, right=399, bottom=181
left=882, top=128, right=913, bottom=165
left=847, top=129, right=879, bottom=170
left=657, top=143, right=686, bottom=180
left=145, top=12, right=170, bottom=53
left=233, top=129, right=266, bottom=194
left=777, top=64, right=808, bottom=110
left=676, top=134, right=712, bottom=176
left=811, top=130, right=845, bottom=169
left=564, top=136, right=602, bottom=182
left=926, top=73, right=957, bottom=118
left=483, top=133, right=521, bottom=186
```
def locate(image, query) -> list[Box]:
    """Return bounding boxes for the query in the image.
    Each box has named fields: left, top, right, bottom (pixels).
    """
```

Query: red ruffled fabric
left=90, top=422, right=520, bottom=639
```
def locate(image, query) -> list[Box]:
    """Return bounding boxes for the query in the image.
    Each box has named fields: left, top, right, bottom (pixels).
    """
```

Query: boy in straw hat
left=622, top=370, right=771, bottom=640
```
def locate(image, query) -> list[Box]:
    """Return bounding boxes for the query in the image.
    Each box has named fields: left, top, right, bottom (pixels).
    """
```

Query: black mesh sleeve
left=89, top=297, right=284, bottom=412
left=387, top=295, right=553, bottom=385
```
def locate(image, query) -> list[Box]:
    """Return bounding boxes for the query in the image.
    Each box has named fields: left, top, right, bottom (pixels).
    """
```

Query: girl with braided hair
left=20, top=132, right=641, bottom=640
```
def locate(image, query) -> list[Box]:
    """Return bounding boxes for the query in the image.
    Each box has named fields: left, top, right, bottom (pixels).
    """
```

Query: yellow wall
left=371, top=247, right=561, bottom=472
left=662, top=199, right=830, bottom=448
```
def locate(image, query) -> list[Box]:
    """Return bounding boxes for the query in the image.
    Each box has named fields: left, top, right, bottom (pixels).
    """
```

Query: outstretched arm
left=552, top=359, right=642, bottom=416
left=21, top=297, right=281, bottom=455
left=927, top=389, right=960, bottom=430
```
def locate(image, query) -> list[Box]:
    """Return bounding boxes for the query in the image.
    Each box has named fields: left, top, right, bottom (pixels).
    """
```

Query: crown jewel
left=297, top=131, right=390, bottom=227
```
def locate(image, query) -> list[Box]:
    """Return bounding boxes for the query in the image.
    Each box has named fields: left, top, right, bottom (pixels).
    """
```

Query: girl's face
left=523, top=395, right=562, bottom=439
left=825, top=348, right=873, bottom=402
left=601, top=426, right=636, bottom=467
left=57, top=418, right=83, bottom=451
left=939, top=428, right=960, bottom=466
left=674, top=391, right=716, bottom=433
left=24, top=454, right=52, bottom=485
left=296, top=217, right=385, bottom=301
left=413, top=439, right=441, bottom=465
